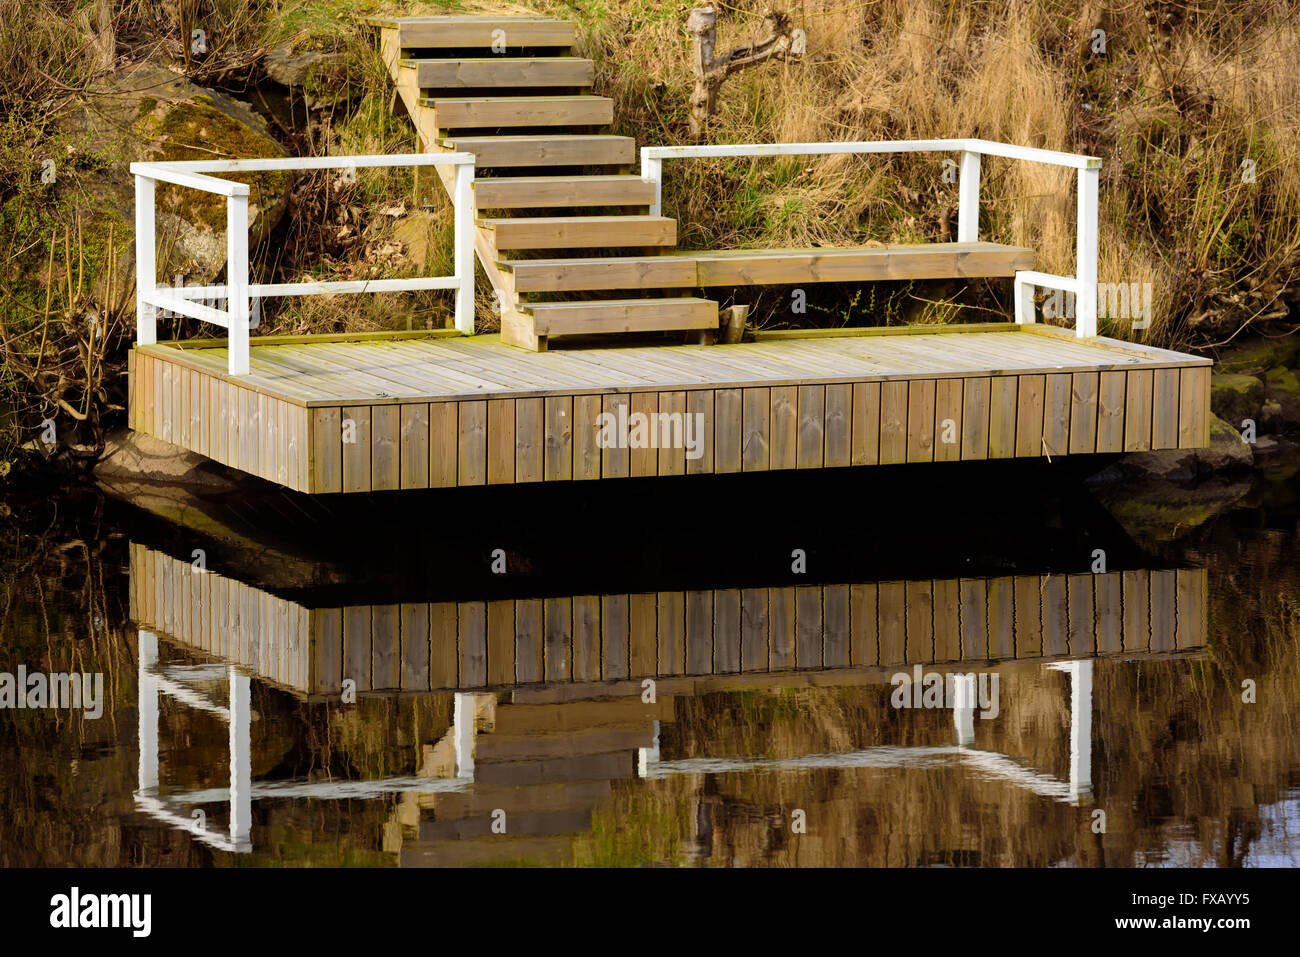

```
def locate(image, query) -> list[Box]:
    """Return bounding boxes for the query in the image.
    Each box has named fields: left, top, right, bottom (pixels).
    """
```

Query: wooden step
left=490, top=698, right=673, bottom=734
left=400, top=834, right=573, bottom=866
left=423, top=780, right=613, bottom=820
left=502, top=255, right=698, bottom=291
left=405, top=57, right=593, bottom=89
left=369, top=16, right=577, bottom=49
left=480, top=215, right=676, bottom=250
left=524, top=298, right=719, bottom=336
left=475, top=175, right=656, bottom=209
left=419, top=807, right=592, bottom=841
left=440, top=134, right=635, bottom=168
left=474, top=750, right=634, bottom=786
left=475, top=726, right=656, bottom=761
left=421, top=95, right=613, bottom=129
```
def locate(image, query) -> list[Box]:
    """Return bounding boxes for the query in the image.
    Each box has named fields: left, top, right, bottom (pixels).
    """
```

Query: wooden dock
left=128, top=542, right=1208, bottom=699
left=128, top=323, right=1210, bottom=494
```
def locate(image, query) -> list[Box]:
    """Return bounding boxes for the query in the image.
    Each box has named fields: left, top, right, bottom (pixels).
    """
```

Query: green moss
left=1210, top=373, right=1265, bottom=423
left=138, top=99, right=291, bottom=233
left=136, top=96, right=158, bottom=118
left=1264, top=365, right=1300, bottom=398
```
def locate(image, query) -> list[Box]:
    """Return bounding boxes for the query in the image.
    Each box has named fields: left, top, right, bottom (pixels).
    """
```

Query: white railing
left=640, top=137, right=1102, bottom=337
left=131, top=153, right=478, bottom=375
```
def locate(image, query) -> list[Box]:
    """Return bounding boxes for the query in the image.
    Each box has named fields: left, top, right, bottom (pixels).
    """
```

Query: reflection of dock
left=129, top=542, right=1207, bottom=697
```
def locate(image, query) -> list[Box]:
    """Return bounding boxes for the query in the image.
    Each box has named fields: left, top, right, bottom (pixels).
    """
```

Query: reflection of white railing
left=135, top=630, right=483, bottom=854
left=640, top=660, right=1094, bottom=804
left=130, top=153, right=477, bottom=376
left=640, top=137, right=1101, bottom=337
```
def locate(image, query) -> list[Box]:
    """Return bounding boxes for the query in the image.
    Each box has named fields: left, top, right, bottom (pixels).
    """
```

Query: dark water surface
left=2, top=460, right=1297, bottom=867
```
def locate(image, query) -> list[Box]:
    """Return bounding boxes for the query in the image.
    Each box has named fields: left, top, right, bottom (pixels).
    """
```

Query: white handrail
left=131, top=152, right=478, bottom=375
left=639, top=136, right=1101, bottom=336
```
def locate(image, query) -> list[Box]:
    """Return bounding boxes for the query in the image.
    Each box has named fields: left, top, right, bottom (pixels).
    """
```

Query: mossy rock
left=1210, top=373, right=1265, bottom=425
left=1215, top=335, right=1300, bottom=376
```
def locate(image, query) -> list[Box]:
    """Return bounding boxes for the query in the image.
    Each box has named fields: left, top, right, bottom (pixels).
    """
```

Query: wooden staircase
left=366, top=14, right=1035, bottom=352
left=367, top=13, right=715, bottom=351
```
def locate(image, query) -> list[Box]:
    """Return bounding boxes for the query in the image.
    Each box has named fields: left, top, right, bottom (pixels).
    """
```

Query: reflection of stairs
left=369, top=14, right=719, bottom=351
left=399, top=694, right=672, bottom=866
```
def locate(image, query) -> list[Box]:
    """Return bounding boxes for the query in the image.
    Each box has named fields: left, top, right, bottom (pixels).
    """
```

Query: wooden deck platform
left=128, top=542, right=1208, bottom=699
left=127, top=323, right=1211, bottom=494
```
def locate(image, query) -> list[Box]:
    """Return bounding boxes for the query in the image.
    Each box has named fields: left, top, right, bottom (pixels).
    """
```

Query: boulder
left=1096, top=412, right=1252, bottom=482
left=1209, top=373, right=1264, bottom=427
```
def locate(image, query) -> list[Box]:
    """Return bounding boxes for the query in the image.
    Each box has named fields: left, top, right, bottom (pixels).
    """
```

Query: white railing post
left=1013, top=274, right=1036, bottom=324
left=226, top=194, right=250, bottom=375
left=1075, top=166, right=1099, bottom=338
left=229, top=666, right=252, bottom=847
left=453, top=160, right=476, bottom=336
left=135, top=176, right=157, bottom=346
left=642, top=148, right=663, bottom=217
left=137, top=630, right=159, bottom=794
left=957, top=149, right=981, bottom=242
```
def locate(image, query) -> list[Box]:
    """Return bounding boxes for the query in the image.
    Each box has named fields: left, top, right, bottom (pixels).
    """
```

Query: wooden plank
left=1095, top=573, right=1122, bottom=654
left=988, top=577, right=1015, bottom=659
left=768, top=587, right=795, bottom=671
left=740, top=588, right=769, bottom=672
left=1178, top=366, right=1209, bottom=449
left=311, top=608, right=343, bottom=695
left=713, top=588, right=741, bottom=674
left=685, top=590, right=713, bottom=675
left=1013, top=576, right=1042, bottom=657
left=741, top=387, right=771, bottom=471
left=823, top=383, right=852, bottom=468
left=341, top=406, right=371, bottom=493
left=686, top=390, right=714, bottom=474
left=310, top=407, right=342, bottom=494
left=343, top=605, right=371, bottom=693
left=795, top=586, right=822, bottom=669
left=459, top=601, right=488, bottom=688
left=959, top=579, right=988, bottom=660
left=1014, top=374, right=1046, bottom=458
left=572, top=595, right=600, bottom=681
left=1068, top=372, right=1099, bottom=455
left=1097, top=370, right=1127, bottom=453
left=1152, top=368, right=1181, bottom=449
left=628, top=593, right=658, bottom=677
left=414, top=58, right=595, bottom=90
left=1150, top=569, right=1176, bottom=652
left=600, top=393, right=630, bottom=479
left=770, top=386, right=797, bottom=470
left=931, top=579, right=960, bottom=661
left=906, top=379, right=937, bottom=462
left=487, top=600, right=515, bottom=685
left=458, top=400, right=487, bottom=486
left=988, top=376, right=1018, bottom=459
left=477, top=173, right=654, bottom=212
left=850, top=583, right=878, bottom=666
left=1042, top=373, right=1072, bottom=457
left=486, top=213, right=671, bottom=249
left=657, top=591, right=685, bottom=675
left=544, top=596, right=573, bottom=682
left=629, top=391, right=659, bottom=478
left=400, top=603, right=430, bottom=691
left=824, top=585, right=849, bottom=668
left=851, top=381, right=881, bottom=466
left=601, top=594, right=629, bottom=680
left=933, top=377, right=963, bottom=462
left=1121, top=570, right=1151, bottom=653
left=393, top=19, right=577, bottom=48
left=1067, top=574, right=1095, bottom=656
left=904, top=580, right=934, bottom=663
left=429, top=95, right=611, bottom=130
left=879, top=380, right=908, bottom=464
left=516, top=599, right=544, bottom=684
left=515, top=397, right=544, bottom=483
left=714, top=388, right=742, bottom=474
left=657, top=391, right=687, bottom=476
left=961, top=377, right=990, bottom=460
left=877, top=582, right=906, bottom=665
left=543, top=394, right=573, bottom=481
left=487, top=398, right=515, bottom=485
left=1124, top=369, right=1154, bottom=452
left=430, top=602, right=459, bottom=689
left=429, top=401, right=459, bottom=488
left=573, top=394, right=602, bottom=480
left=371, top=404, right=400, bottom=491
left=372, top=604, right=400, bottom=689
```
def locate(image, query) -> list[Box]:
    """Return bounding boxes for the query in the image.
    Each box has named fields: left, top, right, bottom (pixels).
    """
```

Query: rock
left=95, top=430, right=239, bottom=490
left=265, top=43, right=347, bottom=88
left=1097, top=412, right=1252, bottom=482
left=50, top=63, right=293, bottom=299
left=1210, top=373, right=1264, bottom=426
left=1091, top=475, right=1252, bottom=547
left=1214, top=334, right=1300, bottom=377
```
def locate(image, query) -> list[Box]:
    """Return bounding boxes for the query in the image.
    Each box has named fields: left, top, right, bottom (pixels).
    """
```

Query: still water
left=2, top=461, right=1297, bottom=867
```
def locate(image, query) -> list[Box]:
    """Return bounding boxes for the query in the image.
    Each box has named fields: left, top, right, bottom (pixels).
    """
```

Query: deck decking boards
left=132, top=326, right=1209, bottom=492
